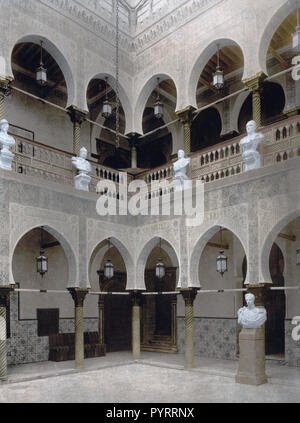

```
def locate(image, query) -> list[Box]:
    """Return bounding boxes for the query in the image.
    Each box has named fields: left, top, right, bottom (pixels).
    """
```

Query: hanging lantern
left=216, top=227, right=228, bottom=277
left=154, top=77, right=164, bottom=119
left=155, top=238, right=165, bottom=279
left=293, top=9, right=300, bottom=50
left=36, top=41, right=47, bottom=86
left=156, top=258, right=165, bottom=279
left=216, top=250, right=228, bottom=277
left=104, top=238, right=114, bottom=279
left=104, top=259, right=114, bottom=279
left=102, top=77, right=112, bottom=118
left=36, top=227, right=48, bottom=277
left=213, top=44, right=224, bottom=90
left=36, top=250, right=48, bottom=277
left=296, top=248, right=300, bottom=265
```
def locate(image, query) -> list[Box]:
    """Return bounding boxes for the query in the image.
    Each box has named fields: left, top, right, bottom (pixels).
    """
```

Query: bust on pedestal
left=240, top=120, right=264, bottom=172
left=236, top=293, right=268, bottom=386
left=0, top=119, right=15, bottom=171
left=173, top=149, right=191, bottom=191
left=72, top=147, right=92, bottom=192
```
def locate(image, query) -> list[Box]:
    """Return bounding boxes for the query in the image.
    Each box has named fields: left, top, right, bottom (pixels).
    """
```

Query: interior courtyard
left=0, top=0, right=299, bottom=403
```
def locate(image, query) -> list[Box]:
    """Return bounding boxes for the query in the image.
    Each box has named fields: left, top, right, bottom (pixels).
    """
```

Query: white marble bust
left=72, top=147, right=92, bottom=191
left=240, top=120, right=264, bottom=172
left=0, top=119, right=15, bottom=171
left=173, top=149, right=191, bottom=190
left=238, top=293, right=267, bottom=329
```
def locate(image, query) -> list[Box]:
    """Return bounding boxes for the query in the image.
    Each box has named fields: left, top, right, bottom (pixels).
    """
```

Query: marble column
left=181, top=288, right=198, bottom=369
left=98, top=294, right=106, bottom=349
left=171, top=295, right=178, bottom=351
left=0, top=77, right=13, bottom=120
left=243, top=72, right=266, bottom=128
left=131, top=291, right=142, bottom=360
left=68, top=288, right=89, bottom=370
left=127, top=133, right=141, bottom=169
left=0, top=286, right=13, bottom=381
left=67, top=106, right=88, bottom=156
left=176, top=106, right=196, bottom=156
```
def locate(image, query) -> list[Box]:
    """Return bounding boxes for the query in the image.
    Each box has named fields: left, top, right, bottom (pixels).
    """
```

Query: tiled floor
left=1, top=352, right=299, bottom=402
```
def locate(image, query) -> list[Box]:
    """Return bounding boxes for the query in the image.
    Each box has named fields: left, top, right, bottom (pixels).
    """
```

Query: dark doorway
left=266, top=243, right=285, bottom=356
left=103, top=273, right=132, bottom=352
left=142, top=268, right=177, bottom=353
left=191, top=107, right=222, bottom=152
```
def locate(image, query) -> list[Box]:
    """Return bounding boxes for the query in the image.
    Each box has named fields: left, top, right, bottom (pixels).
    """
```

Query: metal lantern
left=36, top=41, right=47, bottom=86
left=296, top=248, right=300, bottom=266
left=216, top=250, right=228, bottom=277
left=154, top=77, right=164, bottom=119
left=36, top=250, right=48, bottom=277
left=156, top=238, right=165, bottom=279
left=293, top=10, right=300, bottom=50
left=156, top=258, right=165, bottom=279
left=104, top=238, right=114, bottom=279
left=213, top=45, right=224, bottom=90
left=104, top=259, right=114, bottom=279
left=102, top=77, right=112, bottom=118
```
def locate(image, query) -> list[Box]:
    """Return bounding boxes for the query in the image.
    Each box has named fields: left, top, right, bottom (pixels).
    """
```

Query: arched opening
left=141, top=238, right=179, bottom=353
left=89, top=239, right=131, bottom=353
left=191, top=107, right=222, bottom=152
left=136, top=76, right=177, bottom=169
left=190, top=226, right=246, bottom=360
left=87, top=76, right=130, bottom=170
left=238, top=82, right=286, bottom=132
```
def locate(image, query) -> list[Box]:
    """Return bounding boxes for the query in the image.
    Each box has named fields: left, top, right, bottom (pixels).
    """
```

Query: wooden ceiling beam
left=268, top=46, right=290, bottom=69
left=278, top=233, right=296, bottom=242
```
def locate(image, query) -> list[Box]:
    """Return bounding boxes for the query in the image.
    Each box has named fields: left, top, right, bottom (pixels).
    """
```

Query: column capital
left=126, top=132, right=142, bottom=148
left=68, top=288, right=89, bottom=307
left=176, top=106, right=196, bottom=125
left=245, top=283, right=271, bottom=307
left=130, top=290, right=143, bottom=306
left=242, top=72, right=267, bottom=92
left=67, top=105, right=88, bottom=125
left=0, top=286, right=14, bottom=307
left=0, top=76, right=13, bottom=97
left=180, top=288, right=198, bottom=305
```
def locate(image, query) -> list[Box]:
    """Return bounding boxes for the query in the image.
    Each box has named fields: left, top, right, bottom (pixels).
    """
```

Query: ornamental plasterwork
left=9, top=203, right=79, bottom=257
left=36, top=0, right=224, bottom=54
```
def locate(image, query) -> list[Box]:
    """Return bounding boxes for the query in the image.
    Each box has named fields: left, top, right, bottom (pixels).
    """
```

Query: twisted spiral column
left=73, top=122, right=81, bottom=157
left=0, top=77, right=12, bottom=121
left=176, top=106, right=196, bottom=156
left=181, top=289, right=198, bottom=369
left=68, top=288, right=89, bottom=370
left=67, top=106, right=88, bottom=156
left=243, top=72, right=266, bottom=129
left=0, top=287, right=13, bottom=381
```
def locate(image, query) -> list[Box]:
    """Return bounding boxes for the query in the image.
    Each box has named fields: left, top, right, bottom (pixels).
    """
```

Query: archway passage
left=11, top=42, right=68, bottom=107
left=266, top=243, right=285, bottom=356
left=191, top=107, right=222, bottom=152
left=141, top=240, right=178, bottom=353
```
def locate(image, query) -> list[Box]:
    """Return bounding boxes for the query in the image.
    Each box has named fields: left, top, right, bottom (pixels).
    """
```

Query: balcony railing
left=6, top=114, right=300, bottom=196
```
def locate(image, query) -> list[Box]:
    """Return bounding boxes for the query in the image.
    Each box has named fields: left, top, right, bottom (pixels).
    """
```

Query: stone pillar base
left=236, top=327, right=267, bottom=386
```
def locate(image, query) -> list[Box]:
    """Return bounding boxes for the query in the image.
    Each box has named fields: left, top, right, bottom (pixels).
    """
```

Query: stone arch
left=136, top=237, right=180, bottom=290
left=10, top=225, right=77, bottom=288
left=86, top=73, right=132, bottom=135
left=11, top=34, right=76, bottom=107
left=190, top=224, right=248, bottom=287
left=134, top=73, right=179, bottom=135
left=258, top=0, right=300, bottom=76
left=188, top=38, right=246, bottom=109
left=260, top=209, right=300, bottom=283
left=88, top=236, right=135, bottom=290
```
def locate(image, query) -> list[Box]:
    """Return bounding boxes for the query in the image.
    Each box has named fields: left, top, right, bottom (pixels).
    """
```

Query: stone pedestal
left=0, top=148, right=14, bottom=171
left=74, top=173, right=91, bottom=191
left=236, top=327, right=267, bottom=386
